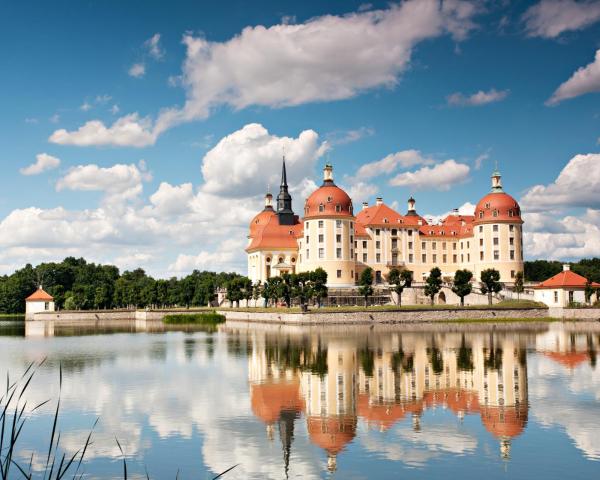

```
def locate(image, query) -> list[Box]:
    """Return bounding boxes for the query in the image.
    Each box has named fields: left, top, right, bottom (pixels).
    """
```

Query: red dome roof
left=249, top=208, right=276, bottom=237
left=307, top=415, right=357, bottom=454
left=304, top=183, right=353, bottom=219
left=474, top=192, right=522, bottom=224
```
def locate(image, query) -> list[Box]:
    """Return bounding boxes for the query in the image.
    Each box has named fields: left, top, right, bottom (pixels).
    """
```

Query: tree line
left=524, top=258, right=600, bottom=283
left=0, top=257, right=243, bottom=313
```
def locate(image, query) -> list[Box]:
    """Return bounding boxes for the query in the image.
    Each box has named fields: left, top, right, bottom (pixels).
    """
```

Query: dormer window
left=485, top=202, right=490, bottom=209
left=319, top=203, right=324, bottom=212
left=327, top=196, right=332, bottom=203
left=493, top=210, right=498, bottom=217
left=479, top=211, right=484, bottom=219
left=383, top=218, right=389, bottom=223
left=335, top=204, right=341, bottom=212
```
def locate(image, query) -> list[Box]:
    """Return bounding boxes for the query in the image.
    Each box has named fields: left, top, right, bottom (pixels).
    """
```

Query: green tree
left=585, top=280, right=594, bottom=304
left=514, top=271, right=524, bottom=300
left=277, top=273, right=293, bottom=307
left=480, top=268, right=503, bottom=305
left=358, top=267, right=374, bottom=307
left=252, top=281, right=262, bottom=307
left=292, top=272, right=313, bottom=308
left=388, top=268, right=413, bottom=306
left=310, top=268, right=328, bottom=307
left=451, top=269, right=473, bottom=307
left=424, top=267, right=443, bottom=305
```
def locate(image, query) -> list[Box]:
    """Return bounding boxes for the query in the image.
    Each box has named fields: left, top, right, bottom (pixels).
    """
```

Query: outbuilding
left=533, top=265, right=600, bottom=307
left=25, top=287, right=55, bottom=320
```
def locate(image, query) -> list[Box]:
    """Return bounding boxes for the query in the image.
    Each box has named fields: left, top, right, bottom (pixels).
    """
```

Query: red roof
left=355, top=203, right=428, bottom=234
left=246, top=214, right=301, bottom=252
left=419, top=222, right=473, bottom=238
left=474, top=192, right=522, bottom=225
left=25, top=288, right=53, bottom=302
left=534, top=269, right=600, bottom=289
left=304, top=183, right=354, bottom=219
left=544, top=352, right=590, bottom=369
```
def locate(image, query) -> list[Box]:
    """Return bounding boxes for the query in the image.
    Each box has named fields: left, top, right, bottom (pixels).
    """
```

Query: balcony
left=386, top=260, right=405, bottom=268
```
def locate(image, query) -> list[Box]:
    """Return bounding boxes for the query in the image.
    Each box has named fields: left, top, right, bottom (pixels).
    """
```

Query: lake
left=1, top=319, right=599, bottom=479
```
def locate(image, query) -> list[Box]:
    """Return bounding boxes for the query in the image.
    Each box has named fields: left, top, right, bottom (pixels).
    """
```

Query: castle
left=246, top=160, right=524, bottom=286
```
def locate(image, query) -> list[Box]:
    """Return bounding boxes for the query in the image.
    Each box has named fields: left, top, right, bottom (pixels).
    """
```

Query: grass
left=163, top=311, right=226, bottom=325
left=0, top=314, right=24, bottom=319
left=225, top=299, right=548, bottom=314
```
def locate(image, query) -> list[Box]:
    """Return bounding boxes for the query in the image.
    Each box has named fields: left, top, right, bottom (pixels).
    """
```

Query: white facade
left=25, top=299, right=55, bottom=320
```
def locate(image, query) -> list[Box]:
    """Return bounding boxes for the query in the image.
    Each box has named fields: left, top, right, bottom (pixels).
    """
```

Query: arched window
left=479, top=211, right=484, bottom=219
left=493, top=210, right=498, bottom=217
left=319, top=203, right=324, bottom=212
left=335, top=204, right=341, bottom=212
left=327, top=196, right=332, bottom=203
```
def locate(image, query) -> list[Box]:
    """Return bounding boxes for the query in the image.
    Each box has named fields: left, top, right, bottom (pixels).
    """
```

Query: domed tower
left=297, top=164, right=356, bottom=286
left=473, top=168, right=524, bottom=284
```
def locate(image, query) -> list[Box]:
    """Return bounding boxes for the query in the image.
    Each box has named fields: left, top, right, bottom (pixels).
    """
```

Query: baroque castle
left=246, top=160, right=524, bottom=286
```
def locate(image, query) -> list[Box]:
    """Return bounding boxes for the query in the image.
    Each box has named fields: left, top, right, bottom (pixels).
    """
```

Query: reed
left=163, top=312, right=226, bottom=325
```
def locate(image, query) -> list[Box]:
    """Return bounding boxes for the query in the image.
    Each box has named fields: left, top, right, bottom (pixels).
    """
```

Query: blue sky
left=1, top=0, right=600, bottom=276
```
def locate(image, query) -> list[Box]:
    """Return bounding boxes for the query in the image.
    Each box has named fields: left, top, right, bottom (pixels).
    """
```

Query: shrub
left=163, top=312, right=225, bottom=324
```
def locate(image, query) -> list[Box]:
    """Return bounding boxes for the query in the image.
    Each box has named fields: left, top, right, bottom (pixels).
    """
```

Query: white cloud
left=520, top=153, right=600, bottom=210
left=49, top=113, right=156, bottom=147
left=201, top=123, right=327, bottom=197
left=446, top=88, right=509, bottom=107
left=325, top=127, right=375, bottom=146
left=343, top=181, right=379, bottom=204
left=149, top=182, right=194, bottom=215
left=354, top=149, right=436, bottom=180
left=49, top=113, right=60, bottom=124
left=474, top=151, right=490, bottom=170
left=522, top=0, right=600, bottom=38
left=389, top=159, right=470, bottom=190
left=80, top=101, right=92, bottom=112
left=144, top=33, right=164, bottom=60
left=110, top=104, right=120, bottom=114
left=56, top=161, right=151, bottom=204
left=424, top=201, right=476, bottom=224
left=168, top=239, right=244, bottom=274
left=95, top=94, right=112, bottom=104
left=128, top=62, right=146, bottom=78
left=546, top=49, right=600, bottom=105
left=19, top=153, right=61, bottom=176
left=24, top=117, right=38, bottom=124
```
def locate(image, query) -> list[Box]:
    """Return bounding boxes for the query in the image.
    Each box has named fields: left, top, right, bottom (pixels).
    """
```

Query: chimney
left=376, top=197, right=383, bottom=206
left=563, top=264, right=570, bottom=271
left=323, top=163, right=333, bottom=183
left=362, top=201, right=369, bottom=210
left=452, top=208, right=459, bottom=216
left=264, top=192, right=273, bottom=209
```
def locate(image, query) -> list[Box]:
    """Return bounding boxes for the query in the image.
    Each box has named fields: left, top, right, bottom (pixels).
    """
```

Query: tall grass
left=163, top=312, right=226, bottom=325
left=0, top=362, right=236, bottom=479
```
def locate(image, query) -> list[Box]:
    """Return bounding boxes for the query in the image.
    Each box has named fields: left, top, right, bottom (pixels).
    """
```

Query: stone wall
left=549, top=307, right=600, bottom=320
left=33, top=310, right=135, bottom=322
left=219, top=307, right=550, bottom=325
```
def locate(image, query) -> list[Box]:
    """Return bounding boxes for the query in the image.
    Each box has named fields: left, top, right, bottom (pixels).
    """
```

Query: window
left=336, top=248, right=342, bottom=259
left=318, top=220, right=324, bottom=228
left=391, top=239, right=397, bottom=249
left=432, top=242, right=437, bottom=250
left=376, top=241, right=381, bottom=249
left=422, top=241, right=426, bottom=250
left=479, top=211, right=484, bottom=219
left=422, top=254, right=427, bottom=263
left=376, top=229, right=381, bottom=235
left=337, top=270, right=342, bottom=278
left=305, top=222, right=309, bottom=229
left=493, top=237, right=499, bottom=246
left=376, top=253, right=381, bottom=262
left=408, top=241, right=413, bottom=249
left=493, top=210, right=498, bottom=217
left=453, top=254, right=457, bottom=263
left=306, top=249, right=309, bottom=260
left=354, top=241, right=357, bottom=248
left=336, top=234, right=342, bottom=243
left=554, top=291, right=558, bottom=303
left=44, top=302, right=49, bottom=311
left=461, top=254, right=464, bottom=262
left=467, top=241, right=470, bottom=248
left=480, top=251, right=484, bottom=261
left=494, top=250, right=499, bottom=260
left=480, top=238, right=483, bottom=247
left=350, top=249, right=354, bottom=258
left=319, top=204, right=324, bottom=212
left=392, top=229, right=397, bottom=236
left=493, top=224, right=499, bottom=232
left=319, top=234, right=324, bottom=243
left=319, top=248, right=324, bottom=259
left=443, top=254, right=447, bottom=263
left=509, top=237, right=514, bottom=246
left=363, top=253, right=367, bottom=262
left=511, top=270, right=515, bottom=278
left=336, top=219, right=342, bottom=228
left=362, top=241, right=367, bottom=249
left=409, top=253, right=414, bottom=263
left=433, top=254, right=437, bottom=263
left=510, top=250, right=515, bottom=260
left=335, top=204, right=341, bottom=212
left=453, top=242, right=457, bottom=250
left=408, top=230, right=413, bottom=236
left=350, top=235, right=354, bottom=244
left=442, top=242, right=446, bottom=250
left=479, top=226, right=483, bottom=233
left=327, top=196, right=332, bottom=203
left=350, top=222, right=353, bottom=229
left=467, top=253, right=470, bottom=262
left=509, top=225, right=514, bottom=232
left=306, top=235, right=309, bottom=243
left=460, top=242, right=464, bottom=249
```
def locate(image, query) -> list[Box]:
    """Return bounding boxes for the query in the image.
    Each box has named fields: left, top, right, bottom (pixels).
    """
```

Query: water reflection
left=0, top=321, right=598, bottom=479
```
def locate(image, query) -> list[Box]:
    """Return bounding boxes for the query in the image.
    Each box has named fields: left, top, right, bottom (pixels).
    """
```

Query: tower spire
left=491, top=164, right=503, bottom=193
left=276, top=155, right=295, bottom=225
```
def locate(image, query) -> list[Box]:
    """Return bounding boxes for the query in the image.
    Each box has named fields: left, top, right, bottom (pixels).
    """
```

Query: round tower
left=297, top=164, right=355, bottom=286
left=473, top=168, right=524, bottom=284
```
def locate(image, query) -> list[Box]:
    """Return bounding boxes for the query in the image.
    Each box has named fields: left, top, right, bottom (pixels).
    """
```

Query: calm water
left=1, top=320, right=600, bottom=479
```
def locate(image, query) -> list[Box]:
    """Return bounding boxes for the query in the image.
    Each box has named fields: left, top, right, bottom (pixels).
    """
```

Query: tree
left=480, top=268, right=503, bottom=305
left=388, top=268, right=413, bottom=306
left=277, top=273, right=293, bottom=307
left=424, top=267, right=442, bottom=305
left=310, top=268, right=328, bottom=307
left=451, top=269, right=473, bottom=307
left=585, top=280, right=594, bottom=304
left=514, top=271, right=524, bottom=300
left=252, top=281, right=262, bottom=307
left=292, top=272, right=313, bottom=309
left=358, top=268, right=374, bottom=307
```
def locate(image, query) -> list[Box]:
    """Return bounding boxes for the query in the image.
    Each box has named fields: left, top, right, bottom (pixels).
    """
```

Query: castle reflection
left=243, top=326, right=554, bottom=473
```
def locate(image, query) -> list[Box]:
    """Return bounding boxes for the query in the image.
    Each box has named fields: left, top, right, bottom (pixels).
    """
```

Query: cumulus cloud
left=354, top=149, right=436, bottom=180
left=49, top=113, right=156, bottom=147
left=424, top=201, right=476, bottom=224
left=54, top=1, right=479, bottom=147
left=19, top=153, right=61, bottom=176
left=343, top=181, right=379, bottom=204
left=520, top=153, right=600, bottom=210
left=80, top=101, right=92, bottom=112
left=149, top=182, right=195, bottom=215
left=546, top=49, right=600, bottom=105
left=128, top=62, right=146, bottom=78
left=144, top=33, right=164, bottom=60
left=201, top=123, right=327, bottom=197
left=446, top=88, right=509, bottom=107
left=522, top=0, right=600, bottom=38
left=389, top=159, right=470, bottom=191
left=56, top=161, right=151, bottom=204
left=168, top=239, right=244, bottom=274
